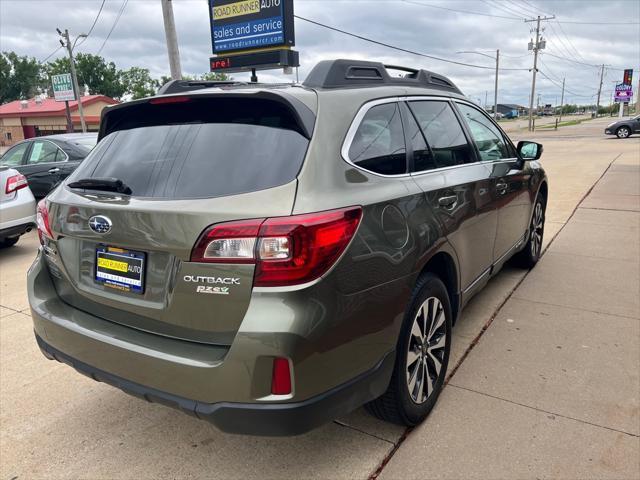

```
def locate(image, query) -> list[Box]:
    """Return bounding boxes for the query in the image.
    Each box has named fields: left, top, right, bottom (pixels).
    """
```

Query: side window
left=0, top=143, right=28, bottom=166
left=27, top=140, right=61, bottom=164
left=348, top=102, right=407, bottom=175
left=456, top=103, right=511, bottom=162
left=408, top=101, right=474, bottom=171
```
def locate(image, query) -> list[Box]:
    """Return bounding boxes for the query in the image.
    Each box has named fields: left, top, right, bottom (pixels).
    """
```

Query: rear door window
left=27, top=140, right=64, bottom=164
left=348, top=102, right=407, bottom=175
left=407, top=101, right=474, bottom=172
left=69, top=98, right=309, bottom=199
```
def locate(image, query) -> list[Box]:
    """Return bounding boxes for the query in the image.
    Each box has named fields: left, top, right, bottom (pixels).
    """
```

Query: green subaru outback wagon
left=28, top=59, right=547, bottom=435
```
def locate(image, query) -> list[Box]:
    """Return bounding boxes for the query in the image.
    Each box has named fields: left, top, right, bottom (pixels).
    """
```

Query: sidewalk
left=379, top=153, right=640, bottom=479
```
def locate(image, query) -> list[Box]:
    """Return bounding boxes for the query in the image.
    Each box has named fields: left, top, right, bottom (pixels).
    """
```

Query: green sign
left=51, top=73, right=75, bottom=102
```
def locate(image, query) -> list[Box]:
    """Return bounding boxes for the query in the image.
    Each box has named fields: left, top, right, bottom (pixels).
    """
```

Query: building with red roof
left=0, top=95, right=118, bottom=147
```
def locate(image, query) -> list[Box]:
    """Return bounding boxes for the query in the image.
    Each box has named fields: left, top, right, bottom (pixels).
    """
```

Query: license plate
left=95, top=246, right=145, bottom=294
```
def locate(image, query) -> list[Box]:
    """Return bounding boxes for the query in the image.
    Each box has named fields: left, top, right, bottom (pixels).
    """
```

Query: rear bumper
left=0, top=220, right=35, bottom=239
left=28, top=251, right=398, bottom=435
left=36, top=333, right=394, bottom=436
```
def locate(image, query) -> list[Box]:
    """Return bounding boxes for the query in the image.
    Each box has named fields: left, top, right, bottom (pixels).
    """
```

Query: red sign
left=210, top=58, right=231, bottom=70
left=623, top=69, right=633, bottom=86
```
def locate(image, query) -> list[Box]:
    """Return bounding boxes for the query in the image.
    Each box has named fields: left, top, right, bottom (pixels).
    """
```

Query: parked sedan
left=0, top=133, right=97, bottom=199
left=0, top=166, right=36, bottom=247
left=604, top=115, right=640, bottom=138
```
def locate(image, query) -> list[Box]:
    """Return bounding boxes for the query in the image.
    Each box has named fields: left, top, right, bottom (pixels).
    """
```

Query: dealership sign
left=209, top=0, right=295, bottom=54
left=51, top=73, right=75, bottom=102
left=614, top=69, right=634, bottom=103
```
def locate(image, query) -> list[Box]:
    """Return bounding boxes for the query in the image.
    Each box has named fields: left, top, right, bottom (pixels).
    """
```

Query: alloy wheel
left=618, top=127, right=630, bottom=138
left=530, top=201, right=544, bottom=258
left=406, top=297, right=447, bottom=404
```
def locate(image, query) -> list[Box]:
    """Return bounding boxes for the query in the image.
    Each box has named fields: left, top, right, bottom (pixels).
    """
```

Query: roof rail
left=302, top=59, right=462, bottom=94
left=157, top=79, right=248, bottom=95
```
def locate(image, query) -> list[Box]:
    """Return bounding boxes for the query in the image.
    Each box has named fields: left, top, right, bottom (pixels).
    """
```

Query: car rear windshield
left=68, top=97, right=309, bottom=199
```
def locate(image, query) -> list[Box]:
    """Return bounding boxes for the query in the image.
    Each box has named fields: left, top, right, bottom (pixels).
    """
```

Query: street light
left=457, top=50, right=500, bottom=120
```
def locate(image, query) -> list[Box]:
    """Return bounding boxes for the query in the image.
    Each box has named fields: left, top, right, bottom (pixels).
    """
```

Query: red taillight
left=149, top=96, right=191, bottom=104
left=190, top=207, right=362, bottom=287
left=5, top=173, right=28, bottom=194
left=36, top=199, right=54, bottom=244
left=271, top=358, right=292, bottom=395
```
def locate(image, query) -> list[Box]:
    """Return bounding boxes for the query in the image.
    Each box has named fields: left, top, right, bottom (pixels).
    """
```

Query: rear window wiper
left=67, top=177, right=132, bottom=195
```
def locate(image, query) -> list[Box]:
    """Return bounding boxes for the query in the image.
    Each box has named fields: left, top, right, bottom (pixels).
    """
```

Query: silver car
left=0, top=166, right=36, bottom=247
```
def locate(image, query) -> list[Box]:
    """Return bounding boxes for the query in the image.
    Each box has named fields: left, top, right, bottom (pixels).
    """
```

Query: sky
left=1, top=0, right=639, bottom=106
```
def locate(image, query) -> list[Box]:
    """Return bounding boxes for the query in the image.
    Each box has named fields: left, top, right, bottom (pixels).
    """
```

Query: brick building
left=0, top=95, right=118, bottom=147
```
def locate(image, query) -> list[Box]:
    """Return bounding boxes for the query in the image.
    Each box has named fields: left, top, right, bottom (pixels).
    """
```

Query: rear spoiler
left=98, top=90, right=316, bottom=140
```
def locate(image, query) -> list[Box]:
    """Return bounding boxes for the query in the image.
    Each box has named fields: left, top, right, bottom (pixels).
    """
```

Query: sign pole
left=64, top=100, right=73, bottom=132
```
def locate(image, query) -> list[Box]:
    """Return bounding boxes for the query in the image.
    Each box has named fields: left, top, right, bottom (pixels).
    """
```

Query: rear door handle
left=48, top=167, right=60, bottom=173
left=438, top=195, right=458, bottom=209
left=496, top=181, right=508, bottom=194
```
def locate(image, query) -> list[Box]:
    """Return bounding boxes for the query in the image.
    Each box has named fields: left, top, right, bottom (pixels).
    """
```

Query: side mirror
left=517, top=141, right=543, bottom=160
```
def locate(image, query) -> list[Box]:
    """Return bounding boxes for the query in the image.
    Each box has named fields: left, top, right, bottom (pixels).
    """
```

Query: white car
left=0, top=166, right=36, bottom=247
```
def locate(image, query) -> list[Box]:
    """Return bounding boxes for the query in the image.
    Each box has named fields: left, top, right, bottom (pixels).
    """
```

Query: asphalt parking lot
left=1, top=117, right=639, bottom=479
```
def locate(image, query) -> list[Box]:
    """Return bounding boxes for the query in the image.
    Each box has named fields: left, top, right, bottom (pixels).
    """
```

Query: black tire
left=514, top=195, right=546, bottom=268
left=0, top=236, right=19, bottom=248
left=365, top=273, right=452, bottom=426
left=616, top=126, right=631, bottom=139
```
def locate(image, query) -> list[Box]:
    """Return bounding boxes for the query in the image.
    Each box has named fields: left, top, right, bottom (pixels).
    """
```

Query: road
left=1, top=117, right=638, bottom=479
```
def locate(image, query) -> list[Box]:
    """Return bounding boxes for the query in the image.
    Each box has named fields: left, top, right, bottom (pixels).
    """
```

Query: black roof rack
left=157, top=79, right=248, bottom=95
left=302, top=59, right=462, bottom=94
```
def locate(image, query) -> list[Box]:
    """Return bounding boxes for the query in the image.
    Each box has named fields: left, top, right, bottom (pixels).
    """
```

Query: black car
left=0, top=133, right=97, bottom=199
left=604, top=114, right=640, bottom=138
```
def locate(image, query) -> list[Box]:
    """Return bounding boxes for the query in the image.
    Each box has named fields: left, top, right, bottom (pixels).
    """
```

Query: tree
left=120, top=67, right=159, bottom=99
left=0, top=52, right=43, bottom=103
left=45, top=53, right=125, bottom=99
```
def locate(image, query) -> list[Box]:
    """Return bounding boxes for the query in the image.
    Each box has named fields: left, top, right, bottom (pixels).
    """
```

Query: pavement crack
left=332, top=420, right=396, bottom=446
left=447, top=384, right=640, bottom=438
left=508, top=296, right=640, bottom=321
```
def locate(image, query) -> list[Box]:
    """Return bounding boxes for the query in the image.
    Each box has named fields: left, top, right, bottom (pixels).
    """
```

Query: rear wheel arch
left=417, top=251, right=459, bottom=324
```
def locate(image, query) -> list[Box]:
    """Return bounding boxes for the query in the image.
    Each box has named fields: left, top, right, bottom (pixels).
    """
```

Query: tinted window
left=403, top=108, right=432, bottom=172
left=0, top=143, right=28, bottom=166
left=27, top=140, right=62, bottom=164
left=408, top=101, right=473, bottom=171
left=456, top=103, right=511, bottom=161
left=69, top=113, right=309, bottom=199
left=349, top=103, right=407, bottom=175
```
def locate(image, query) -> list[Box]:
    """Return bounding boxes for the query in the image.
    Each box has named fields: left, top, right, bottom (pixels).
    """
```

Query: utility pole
left=58, top=28, right=87, bottom=133
left=161, top=0, right=182, bottom=80
left=558, top=77, right=565, bottom=123
left=595, top=64, right=605, bottom=117
left=525, top=15, right=555, bottom=131
left=484, top=91, right=488, bottom=109
left=494, top=49, right=499, bottom=120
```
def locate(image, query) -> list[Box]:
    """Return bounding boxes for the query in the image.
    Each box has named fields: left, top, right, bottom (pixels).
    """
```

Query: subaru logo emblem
left=89, top=215, right=112, bottom=234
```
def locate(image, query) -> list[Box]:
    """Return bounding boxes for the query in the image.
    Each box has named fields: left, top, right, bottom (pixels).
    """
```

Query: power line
left=538, top=70, right=597, bottom=97
left=295, top=15, right=530, bottom=71
left=553, top=20, right=588, bottom=62
left=96, top=0, right=128, bottom=56
left=76, top=0, right=107, bottom=49
left=39, top=45, right=62, bottom=64
left=401, top=0, right=520, bottom=20
left=480, top=0, right=526, bottom=19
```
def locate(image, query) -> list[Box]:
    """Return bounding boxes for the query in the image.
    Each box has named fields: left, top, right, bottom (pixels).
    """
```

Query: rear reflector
left=191, top=207, right=362, bottom=287
left=5, top=173, right=28, bottom=194
left=271, top=358, right=292, bottom=395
